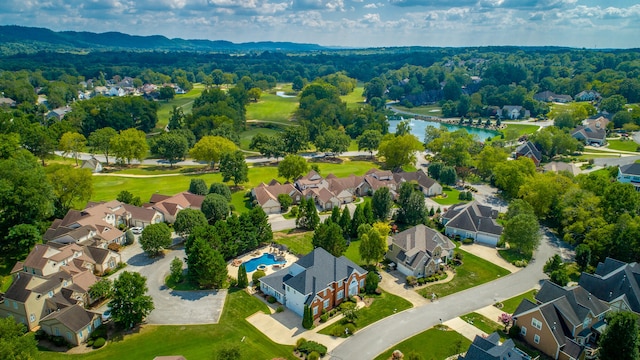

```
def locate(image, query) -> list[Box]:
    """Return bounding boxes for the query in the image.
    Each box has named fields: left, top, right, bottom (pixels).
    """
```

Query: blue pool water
left=243, top=253, right=285, bottom=272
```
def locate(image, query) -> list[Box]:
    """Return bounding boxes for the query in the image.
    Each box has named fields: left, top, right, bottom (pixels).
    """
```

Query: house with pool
left=259, top=247, right=367, bottom=320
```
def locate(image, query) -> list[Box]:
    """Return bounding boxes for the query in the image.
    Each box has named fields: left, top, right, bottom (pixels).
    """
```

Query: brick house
left=259, top=247, right=367, bottom=319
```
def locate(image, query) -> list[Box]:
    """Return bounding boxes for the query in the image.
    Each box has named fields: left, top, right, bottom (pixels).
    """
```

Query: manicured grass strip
left=498, top=248, right=532, bottom=264
left=344, top=240, right=363, bottom=266
left=319, top=291, right=412, bottom=336
left=431, top=187, right=466, bottom=206
left=500, top=289, right=538, bottom=314
left=501, top=124, right=540, bottom=136
left=246, top=92, right=298, bottom=123
left=392, top=104, right=443, bottom=117
left=606, top=139, right=639, bottom=152
left=273, top=230, right=314, bottom=256
left=460, top=312, right=504, bottom=336
left=155, top=84, right=205, bottom=129
left=374, top=326, right=471, bottom=360
left=38, top=290, right=295, bottom=360
left=341, top=87, right=365, bottom=109
left=418, top=249, right=511, bottom=298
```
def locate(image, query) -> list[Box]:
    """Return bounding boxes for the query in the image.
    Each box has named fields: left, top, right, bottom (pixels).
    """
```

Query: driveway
left=113, top=238, right=227, bottom=325
left=328, top=229, right=560, bottom=360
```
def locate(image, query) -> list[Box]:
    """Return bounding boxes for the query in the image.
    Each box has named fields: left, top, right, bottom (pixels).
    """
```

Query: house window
left=337, top=290, right=344, bottom=300
left=313, top=307, right=318, bottom=316
left=520, top=326, right=527, bottom=336
left=531, top=318, right=542, bottom=330
left=79, top=331, right=83, bottom=338
left=29, top=314, right=35, bottom=323
left=583, top=317, right=592, bottom=328
left=534, top=334, right=540, bottom=344
left=67, top=332, right=72, bottom=341
left=88, top=324, right=92, bottom=333
left=48, top=291, right=54, bottom=298
left=4, top=300, right=8, bottom=307
left=13, top=301, right=17, bottom=309
left=323, top=299, right=330, bottom=309
left=360, top=279, right=364, bottom=288
left=54, top=328, right=60, bottom=336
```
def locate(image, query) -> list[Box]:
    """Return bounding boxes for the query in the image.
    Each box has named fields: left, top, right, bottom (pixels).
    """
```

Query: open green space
left=39, top=290, right=295, bottom=360
left=498, top=249, right=532, bottom=265
left=501, top=124, right=540, bottom=137
left=431, top=187, right=465, bottom=206
left=155, top=84, right=205, bottom=129
left=273, top=230, right=314, bottom=256
left=392, top=104, right=443, bottom=117
left=106, top=166, right=204, bottom=175
left=344, top=240, right=363, bottom=265
left=246, top=92, right=299, bottom=123
left=374, top=326, right=471, bottom=360
left=341, top=87, right=365, bottom=109
left=460, top=312, right=504, bottom=337
left=319, top=291, right=412, bottom=337
left=606, top=139, right=639, bottom=152
left=500, top=289, right=537, bottom=314
left=418, top=249, right=511, bottom=298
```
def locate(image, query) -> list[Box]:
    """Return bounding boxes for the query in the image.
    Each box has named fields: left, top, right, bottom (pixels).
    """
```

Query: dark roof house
left=458, top=332, right=530, bottom=360
left=579, top=257, right=640, bottom=314
left=515, top=141, right=542, bottom=166
left=442, top=201, right=503, bottom=246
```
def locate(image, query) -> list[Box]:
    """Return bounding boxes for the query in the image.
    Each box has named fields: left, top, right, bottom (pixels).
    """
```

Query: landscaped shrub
left=462, top=238, right=474, bottom=245
left=513, top=260, right=528, bottom=267
left=320, top=314, right=329, bottom=323
left=92, top=337, right=106, bottom=349
left=51, top=336, right=68, bottom=347
left=307, top=351, right=320, bottom=360
left=330, top=323, right=356, bottom=337
left=295, top=338, right=307, bottom=350
left=267, top=295, right=276, bottom=304
left=252, top=270, right=266, bottom=283
left=297, top=340, right=327, bottom=356
left=87, top=339, right=94, bottom=347
left=276, top=305, right=284, bottom=313
left=406, top=275, right=417, bottom=286
left=90, top=325, right=108, bottom=340
left=417, top=277, right=426, bottom=285
left=35, top=329, right=49, bottom=340
left=454, top=251, right=464, bottom=260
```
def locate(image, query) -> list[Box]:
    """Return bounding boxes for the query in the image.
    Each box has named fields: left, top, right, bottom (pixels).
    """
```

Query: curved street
left=329, top=229, right=560, bottom=360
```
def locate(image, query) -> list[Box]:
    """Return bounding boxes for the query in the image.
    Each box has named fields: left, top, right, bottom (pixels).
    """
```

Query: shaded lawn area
left=239, top=127, right=280, bottom=150
left=500, top=289, right=538, bottom=314
left=431, top=187, right=465, bottom=206
left=374, top=326, right=471, bottom=360
left=418, top=249, right=511, bottom=298
left=155, top=84, right=204, bottom=129
left=319, top=291, right=412, bottom=337
left=273, top=230, right=314, bottom=256
left=0, top=257, right=16, bottom=292
left=107, top=165, right=205, bottom=175
left=606, top=139, right=639, bottom=152
left=344, top=240, right=364, bottom=266
left=498, top=249, right=532, bottom=265
left=392, top=104, right=443, bottom=117
left=246, top=92, right=298, bottom=123
left=38, top=290, right=295, bottom=360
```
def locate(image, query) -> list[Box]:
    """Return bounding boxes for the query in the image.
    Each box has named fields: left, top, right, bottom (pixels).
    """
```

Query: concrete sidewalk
left=443, top=317, right=487, bottom=341
left=460, top=243, right=521, bottom=273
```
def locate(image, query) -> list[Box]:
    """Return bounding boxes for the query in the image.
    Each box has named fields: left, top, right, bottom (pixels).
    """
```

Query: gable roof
left=393, top=169, right=439, bottom=190
left=579, top=257, right=640, bottom=313
left=619, top=163, right=640, bottom=177
left=571, top=125, right=606, bottom=142
left=515, top=141, right=542, bottom=162
left=39, top=304, right=98, bottom=332
left=442, top=201, right=502, bottom=236
left=147, top=191, right=204, bottom=216
left=391, top=224, right=455, bottom=269
left=543, top=162, right=580, bottom=176
left=459, top=333, right=529, bottom=360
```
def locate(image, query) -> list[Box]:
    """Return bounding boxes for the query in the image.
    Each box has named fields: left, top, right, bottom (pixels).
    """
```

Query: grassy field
left=344, top=240, right=363, bottom=265
left=39, top=290, right=295, bottom=360
left=273, top=230, right=314, bottom=256
left=374, top=326, right=471, bottom=360
left=460, top=312, right=504, bottom=337
left=246, top=92, right=299, bottom=123
left=498, top=249, right=532, bottom=264
left=392, top=104, right=443, bottom=117
left=418, top=249, right=511, bottom=298
left=319, top=291, right=412, bottom=337
left=341, top=87, right=365, bottom=109
left=500, top=289, right=538, bottom=314
left=155, top=84, right=205, bottom=130
left=606, top=139, right=639, bottom=152
left=501, top=124, right=540, bottom=136
left=431, top=187, right=465, bottom=206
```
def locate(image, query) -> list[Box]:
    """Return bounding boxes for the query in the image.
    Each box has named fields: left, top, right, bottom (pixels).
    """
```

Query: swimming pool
left=243, top=253, right=285, bottom=272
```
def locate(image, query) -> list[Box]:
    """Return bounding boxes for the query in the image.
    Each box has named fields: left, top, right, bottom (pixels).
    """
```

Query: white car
left=101, top=309, right=112, bottom=322
left=130, top=226, right=143, bottom=235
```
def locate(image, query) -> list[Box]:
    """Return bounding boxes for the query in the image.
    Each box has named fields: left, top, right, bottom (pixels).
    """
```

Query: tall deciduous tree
left=89, top=278, right=112, bottom=301
left=493, top=157, right=536, bottom=199
left=140, top=223, right=172, bottom=256
left=357, top=129, right=382, bottom=158
left=109, top=271, right=154, bottom=329
left=150, top=131, right=189, bottom=167
left=59, top=131, right=86, bottom=166
left=220, top=150, right=248, bottom=186
left=45, top=164, right=93, bottom=218
left=187, top=237, right=228, bottom=288
left=360, top=228, right=387, bottom=265
left=110, top=128, right=149, bottom=165
left=189, top=135, right=236, bottom=168
left=278, top=154, right=309, bottom=182
left=599, top=311, right=639, bottom=360
left=88, top=127, right=117, bottom=164
left=377, top=133, right=423, bottom=170
left=174, top=208, right=208, bottom=238
left=4, top=224, right=41, bottom=257
left=280, top=126, right=310, bottom=155
left=502, top=213, right=540, bottom=256
left=312, top=222, right=347, bottom=257
left=372, top=187, right=393, bottom=221
left=22, top=123, right=56, bottom=165
left=314, top=129, right=350, bottom=156
left=0, top=317, right=38, bottom=359
left=202, top=193, right=230, bottom=224
left=396, top=182, right=426, bottom=226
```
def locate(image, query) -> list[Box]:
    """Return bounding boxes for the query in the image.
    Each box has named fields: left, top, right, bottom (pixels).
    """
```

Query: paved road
left=329, top=229, right=560, bottom=360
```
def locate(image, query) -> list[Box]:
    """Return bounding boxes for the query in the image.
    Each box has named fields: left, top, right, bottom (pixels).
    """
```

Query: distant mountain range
left=0, top=25, right=329, bottom=54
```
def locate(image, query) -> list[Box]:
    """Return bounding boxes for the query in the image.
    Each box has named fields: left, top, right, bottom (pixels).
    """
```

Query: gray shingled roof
left=443, top=201, right=503, bottom=236
left=620, top=163, right=640, bottom=177
left=579, top=257, right=640, bottom=313
left=39, top=304, right=98, bottom=332
left=459, top=333, right=528, bottom=360
left=3, top=273, right=34, bottom=302
left=515, top=141, right=542, bottom=162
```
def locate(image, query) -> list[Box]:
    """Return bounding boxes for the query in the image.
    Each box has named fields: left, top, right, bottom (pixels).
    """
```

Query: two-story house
left=386, top=224, right=455, bottom=278
left=617, top=163, right=640, bottom=191
left=578, top=257, right=640, bottom=314
left=259, top=247, right=367, bottom=320
left=441, top=201, right=503, bottom=247
left=513, top=281, right=609, bottom=360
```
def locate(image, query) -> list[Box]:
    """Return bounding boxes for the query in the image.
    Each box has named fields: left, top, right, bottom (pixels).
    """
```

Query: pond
left=388, top=119, right=498, bottom=142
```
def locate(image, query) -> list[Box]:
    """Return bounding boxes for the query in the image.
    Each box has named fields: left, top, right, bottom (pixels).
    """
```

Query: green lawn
left=155, top=84, right=205, bottom=129
left=418, top=249, right=511, bottom=298
left=273, top=230, right=314, bottom=256
left=239, top=127, right=281, bottom=150
left=498, top=249, right=532, bottom=264
left=460, top=312, right=504, bottom=336
left=501, top=124, right=540, bottom=137
left=246, top=92, right=299, bottom=123
left=431, top=187, right=466, bottom=206
left=606, top=139, right=639, bottom=152
left=500, top=289, right=538, bottom=314
left=392, top=104, right=443, bottom=117
left=341, top=87, right=365, bottom=109
left=374, top=326, right=471, bottom=360
left=344, top=240, right=363, bottom=265
left=319, top=291, right=412, bottom=337
left=39, top=290, right=295, bottom=360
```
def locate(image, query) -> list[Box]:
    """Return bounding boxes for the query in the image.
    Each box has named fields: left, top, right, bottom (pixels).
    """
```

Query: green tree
left=189, top=135, right=237, bottom=169
left=550, top=269, right=570, bottom=286
left=110, top=128, right=149, bottom=165
left=220, top=150, right=248, bottom=186
left=280, top=126, right=310, bottom=154
left=174, top=208, right=208, bottom=238
left=330, top=206, right=341, bottom=223
left=109, top=271, right=154, bottom=329
left=187, top=237, right=228, bottom=288
left=45, top=164, right=93, bottom=217
left=140, top=223, right=172, bottom=256
left=493, top=157, right=536, bottom=199
left=364, top=271, right=380, bottom=294
left=170, top=257, right=184, bottom=284
left=209, top=183, right=232, bottom=201
left=378, top=133, right=423, bottom=170
left=600, top=95, right=627, bottom=114
left=297, top=197, right=320, bottom=230
left=237, top=264, right=248, bottom=288
left=357, top=129, right=383, bottom=158
left=396, top=182, right=426, bottom=226
left=372, top=187, right=393, bottom=221
left=216, top=345, right=243, bottom=360
left=88, top=278, right=112, bottom=301
left=428, top=162, right=443, bottom=180
left=22, top=123, right=56, bottom=165
left=116, top=190, right=141, bottom=206
left=5, top=224, right=41, bottom=257
left=314, top=129, right=350, bottom=156
left=599, top=311, right=639, bottom=360
left=59, top=131, right=86, bottom=166
left=158, top=86, right=175, bottom=101
left=302, top=305, right=313, bottom=329
left=360, top=228, right=387, bottom=265
left=189, top=178, right=208, bottom=195
left=363, top=201, right=374, bottom=225
left=202, top=193, right=230, bottom=224
left=426, top=129, right=475, bottom=167
left=439, top=165, right=457, bottom=186
left=601, top=182, right=639, bottom=223
left=476, top=146, right=507, bottom=179
left=249, top=133, right=285, bottom=160
left=502, top=213, right=540, bottom=256
left=168, top=106, right=184, bottom=130
left=544, top=254, right=564, bottom=274
left=312, top=222, right=347, bottom=257
left=339, top=206, right=352, bottom=239
left=519, top=172, right=575, bottom=220
left=150, top=131, right=189, bottom=167
left=350, top=205, right=366, bottom=238
left=0, top=317, right=38, bottom=359
left=88, top=127, right=117, bottom=165
left=575, top=244, right=592, bottom=270
left=278, top=154, right=309, bottom=182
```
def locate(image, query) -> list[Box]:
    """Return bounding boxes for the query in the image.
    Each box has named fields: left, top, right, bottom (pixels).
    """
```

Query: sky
left=2, top=0, right=640, bottom=48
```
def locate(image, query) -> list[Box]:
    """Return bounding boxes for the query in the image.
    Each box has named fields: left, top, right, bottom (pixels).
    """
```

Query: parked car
left=131, top=226, right=143, bottom=235
left=101, top=309, right=112, bottom=322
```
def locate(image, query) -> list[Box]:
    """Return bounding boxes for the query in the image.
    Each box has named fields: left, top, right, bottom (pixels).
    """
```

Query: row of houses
left=509, top=257, right=640, bottom=360
left=0, top=191, right=205, bottom=345
left=252, top=168, right=443, bottom=215
left=533, top=90, right=601, bottom=104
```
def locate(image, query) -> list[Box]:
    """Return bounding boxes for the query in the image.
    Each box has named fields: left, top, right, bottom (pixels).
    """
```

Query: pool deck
left=227, top=245, right=299, bottom=279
